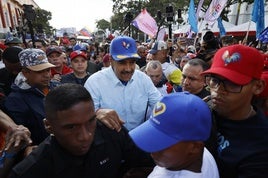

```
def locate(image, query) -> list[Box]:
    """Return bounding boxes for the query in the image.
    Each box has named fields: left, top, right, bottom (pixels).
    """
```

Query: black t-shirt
left=61, top=73, right=91, bottom=86
left=9, top=121, right=153, bottom=178
left=213, top=108, right=268, bottom=178
left=196, top=88, right=210, bottom=100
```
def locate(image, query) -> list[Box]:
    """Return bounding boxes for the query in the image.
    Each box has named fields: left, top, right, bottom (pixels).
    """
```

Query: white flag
left=196, top=0, right=204, bottom=20
left=204, top=0, right=228, bottom=26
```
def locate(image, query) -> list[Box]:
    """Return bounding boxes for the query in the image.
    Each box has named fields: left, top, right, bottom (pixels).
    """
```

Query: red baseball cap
left=0, top=43, right=7, bottom=50
left=202, top=44, right=264, bottom=85
left=70, top=50, right=87, bottom=61
left=263, top=54, right=268, bottom=69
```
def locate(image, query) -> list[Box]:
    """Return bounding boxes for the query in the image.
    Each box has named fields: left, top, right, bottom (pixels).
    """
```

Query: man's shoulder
left=5, top=86, right=43, bottom=101
left=0, top=68, right=8, bottom=78
left=88, top=68, right=110, bottom=80
left=162, top=62, right=179, bottom=69
left=95, top=121, right=129, bottom=141
left=93, top=121, right=135, bottom=151
left=61, top=73, right=75, bottom=82
left=85, top=68, right=115, bottom=88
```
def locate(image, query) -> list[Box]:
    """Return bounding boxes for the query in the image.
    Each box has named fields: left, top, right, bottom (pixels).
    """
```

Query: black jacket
left=9, top=121, right=153, bottom=178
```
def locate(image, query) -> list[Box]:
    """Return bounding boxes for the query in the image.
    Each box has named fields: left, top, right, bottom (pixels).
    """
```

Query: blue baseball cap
left=129, top=92, right=212, bottom=153
left=72, top=44, right=88, bottom=51
left=5, top=36, right=22, bottom=45
left=110, top=36, right=140, bottom=61
left=149, top=40, right=167, bottom=54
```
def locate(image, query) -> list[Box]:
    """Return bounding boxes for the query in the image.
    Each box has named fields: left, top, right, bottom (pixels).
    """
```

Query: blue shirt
left=84, top=67, right=161, bottom=130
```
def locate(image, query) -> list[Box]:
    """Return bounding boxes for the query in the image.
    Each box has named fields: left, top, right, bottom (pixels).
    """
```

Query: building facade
left=0, top=0, right=38, bottom=39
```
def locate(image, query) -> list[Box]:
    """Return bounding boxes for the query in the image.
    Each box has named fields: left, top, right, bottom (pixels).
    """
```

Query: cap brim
left=111, top=53, right=140, bottom=61
left=129, top=119, right=179, bottom=153
left=47, top=51, right=62, bottom=56
left=71, top=54, right=87, bottom=61
left=149, top=49, right=157, bottom=54
left=201, top=67, right=251, bottom=85
left=27, top=63, right=55, bottom=71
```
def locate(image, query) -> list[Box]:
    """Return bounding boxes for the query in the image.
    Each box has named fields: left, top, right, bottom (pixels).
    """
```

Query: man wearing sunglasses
left=201, top=44, right=268, bottom=178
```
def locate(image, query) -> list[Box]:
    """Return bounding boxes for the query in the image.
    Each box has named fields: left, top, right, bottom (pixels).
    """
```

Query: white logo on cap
left=222, top=50, right=241, bottom=66
left=153, top=102, right=166, bottom=117
left=122, top=41, right=130, bottom=49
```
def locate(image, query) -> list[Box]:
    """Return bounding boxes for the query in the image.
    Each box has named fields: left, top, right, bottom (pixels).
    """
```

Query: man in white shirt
left=145, top=60, right=170, bottom=96
left=149, top=40, right=182, bottom=91
left=129, top=92, right=219, bottom=178
left=84, top=36, right=161, bottom=131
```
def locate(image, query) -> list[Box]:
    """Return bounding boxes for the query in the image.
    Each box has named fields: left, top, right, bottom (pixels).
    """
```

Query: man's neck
left=53, top=66, right=63, bottom=74
left=74, top=72, right=88, bottom=79
left=216, top=105, right=256, bottom=120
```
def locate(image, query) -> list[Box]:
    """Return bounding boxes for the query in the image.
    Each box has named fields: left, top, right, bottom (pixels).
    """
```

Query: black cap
left=2, top=46, right=23, bottom=63
left=202, top=31, right=219, bottom=50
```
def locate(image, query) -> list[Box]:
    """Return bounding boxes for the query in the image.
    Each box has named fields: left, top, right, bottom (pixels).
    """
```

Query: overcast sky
left=34, top=0, right=114, bottom=31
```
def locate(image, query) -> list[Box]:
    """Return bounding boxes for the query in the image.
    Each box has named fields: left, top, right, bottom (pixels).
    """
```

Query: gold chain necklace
left=246, top=106, right=254, bottom=118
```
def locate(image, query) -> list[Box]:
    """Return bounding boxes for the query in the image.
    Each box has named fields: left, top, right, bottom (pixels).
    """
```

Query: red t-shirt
left=50, top=65, right=73, bottom=77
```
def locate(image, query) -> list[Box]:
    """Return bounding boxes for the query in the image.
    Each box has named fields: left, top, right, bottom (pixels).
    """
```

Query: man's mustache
left=121, top=71, right=133, bottom=75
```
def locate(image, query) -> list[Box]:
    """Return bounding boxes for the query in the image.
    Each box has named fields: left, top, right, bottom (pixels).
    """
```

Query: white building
left=0, top=0, right=38, bottom=39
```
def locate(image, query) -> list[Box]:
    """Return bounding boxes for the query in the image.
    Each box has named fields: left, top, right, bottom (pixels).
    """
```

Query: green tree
left=32, top=8, right=53, bottom=36
left=96, top=19, right=111, bottom=30
left=110, top=0, right=256, bottom=32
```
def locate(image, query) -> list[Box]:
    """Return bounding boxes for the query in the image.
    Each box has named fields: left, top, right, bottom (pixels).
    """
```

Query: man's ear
left=21, top=68, right=30, bottom=77
left=43, top=118, right=53, bottom=134
left=253, top=79, right=266, bottom=95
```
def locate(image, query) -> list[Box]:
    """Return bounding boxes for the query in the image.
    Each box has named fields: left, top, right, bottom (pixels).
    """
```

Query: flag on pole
left=186, top=29, right=193, bottom=38
left=132, top=9, right=158, bottom=38
left=204, top=0, right=228, bottom=26
left=188, top=0, right=198, bottom=33
left=79, top=27, right=92, bottom=37
left=196, top=0, right=204, bottom=20
left=258, top=27, right=268, bottom=43
left=252, top=0, right=265, bottom=38
left=217, top=17, right=226, bottom=37
left=156, top=28, right=166, bottom=41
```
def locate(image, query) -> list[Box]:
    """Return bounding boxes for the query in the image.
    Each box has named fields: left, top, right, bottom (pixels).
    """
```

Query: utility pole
left=166, top=4, right=174, bottom=40
left=23, top=4, right=36, bottom=48
left=124, top=11, right=133, bottom=37
left=235, top=0, right=241, bottom=25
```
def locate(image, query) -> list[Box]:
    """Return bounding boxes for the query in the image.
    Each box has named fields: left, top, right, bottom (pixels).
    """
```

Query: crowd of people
left=0, top=30, right=267, bottom=178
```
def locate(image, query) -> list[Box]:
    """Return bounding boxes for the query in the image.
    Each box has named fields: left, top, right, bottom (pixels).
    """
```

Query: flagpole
left=243, top=19, right=251, bottom=45
left=156, top=18, right=165, bottom=40
left=121, top=26, right=130, bottom=36
left=194, top=18, right=204, bottom=47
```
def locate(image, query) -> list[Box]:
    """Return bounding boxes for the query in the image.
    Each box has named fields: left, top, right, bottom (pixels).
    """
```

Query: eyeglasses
left=205, top=76, right=243, bottom=93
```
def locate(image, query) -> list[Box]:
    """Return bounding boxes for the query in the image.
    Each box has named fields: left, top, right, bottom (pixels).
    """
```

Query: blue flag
left=258, top=27, right=268, bottom=43
left=188, top=0, right=198, bottom=33
left=217, top=17, right=226, bottom=37
left=252, top=0, right=265, bottom=38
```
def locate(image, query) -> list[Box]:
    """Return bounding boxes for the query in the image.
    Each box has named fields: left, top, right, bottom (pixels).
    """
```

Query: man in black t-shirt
left=202, top=44, right=268, bottom=178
